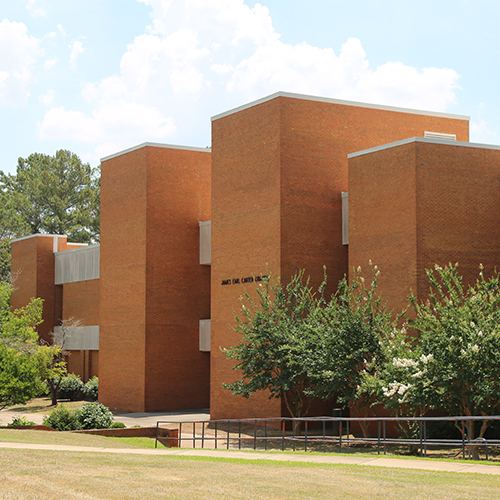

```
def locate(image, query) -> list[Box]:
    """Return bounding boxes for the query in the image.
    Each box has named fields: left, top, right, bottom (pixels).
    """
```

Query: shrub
left=58, top=373, right=84, bottom=401
left=8, top=416, right=36, bottom=427
left=43, top=405, right=80, bottom=431
left=110, top=421, right=126, bottom=428
left=82, top=376, right=98, bottom=401
left=75, top=402, right=113, bottom=430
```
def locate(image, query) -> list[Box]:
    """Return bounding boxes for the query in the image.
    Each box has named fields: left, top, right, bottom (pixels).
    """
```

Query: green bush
left=58, top=373, right=84, bottom=401
left=8, top=416, right=36, bottom=427
left=110, top=421, right=126, bottom=428
left=82, top=376, right=98, bottom=401
left=75, top=402, right=113, bottom=430
left=43, top=405, right=81, bottom=431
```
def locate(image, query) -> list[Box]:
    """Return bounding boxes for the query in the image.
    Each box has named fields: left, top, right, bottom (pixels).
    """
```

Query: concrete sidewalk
left=0, top=409, right=210, bottom=427
left=1, top=441, right=500, bottom=475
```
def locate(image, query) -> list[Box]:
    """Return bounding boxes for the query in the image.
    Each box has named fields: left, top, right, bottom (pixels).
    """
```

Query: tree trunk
left=456, top=410, right=489, bottom=461
left=349, top=401, right=371, bottom=438
left=47, top=379, right=60, bottom=406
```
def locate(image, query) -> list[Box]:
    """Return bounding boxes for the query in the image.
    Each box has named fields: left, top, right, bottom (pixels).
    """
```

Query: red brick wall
left=211, top=98, right=283, bottom=420
left=211, top=95, right=470, bottom=420
left=62, top=278, right=100, bottom=382
left=279, top=97, right=469, bottom=294
left=416, top=141, right=500, bottom=296
left=66, top=350, right=99, bottom=382
left=143, top=146, right=211, bottom=411
left=99, top=147, right=148, bottom=412
left=100, top=145, right=211, bottom=412
left=348, top=141, right=419, bottom=313
left=11, top=235, right=68, bottom=343
left=348, top=139, right=500, bottom=316
left=62, top=279, right=100, bottom=325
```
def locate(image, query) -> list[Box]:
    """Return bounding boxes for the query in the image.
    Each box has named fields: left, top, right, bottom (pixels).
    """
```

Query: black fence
left=155, top=415, right=500, bottom=460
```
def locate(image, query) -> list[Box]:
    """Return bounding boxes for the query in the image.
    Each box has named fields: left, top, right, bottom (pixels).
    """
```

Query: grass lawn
left=1, top=431, right=500, bottom=499
left=1, top=447, right=500, bottom=499
left=0, top=429, right=162, bottom=449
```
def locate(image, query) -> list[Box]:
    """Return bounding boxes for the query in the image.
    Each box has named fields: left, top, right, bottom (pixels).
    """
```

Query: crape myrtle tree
left=223, top=271, right=322, bottom=434
left=409, top=264, right=500, bottom=438
left=223, top=266, right=391, bottom=436
left=305, top=264, right=392, bottom=438
left=362, top=263, right=500, bottom=458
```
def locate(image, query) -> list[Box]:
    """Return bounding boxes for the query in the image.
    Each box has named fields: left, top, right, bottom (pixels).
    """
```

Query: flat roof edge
left=101, top=142, right=211, bottom=162
left=211, top=91, right=470, bottom=122
left=348, top=137, right=500, bottom=158
left=54, top=244, right=100, bottom=256
left=11, top=234, right=66, bottom=244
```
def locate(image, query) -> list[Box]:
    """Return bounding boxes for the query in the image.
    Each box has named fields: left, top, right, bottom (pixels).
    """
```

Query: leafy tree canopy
left=0, top=282, right=46, bottom=409
left=305, top=266, right=392, bottom=418
left=361, top=263, right=500, bottom=445
left=223, top=271, right=322, bottom=425
left=0, top=149, right=100, bottom=244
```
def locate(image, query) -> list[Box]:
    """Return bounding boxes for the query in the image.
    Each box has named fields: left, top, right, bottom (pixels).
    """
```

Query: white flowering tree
left=364, top=264, right=500, bottom=447
left=409, top=264, right=500, bottom=439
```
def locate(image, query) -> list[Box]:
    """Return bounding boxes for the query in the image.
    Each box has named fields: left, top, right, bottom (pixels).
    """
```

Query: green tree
left=305, top=265, right=392, bottom=437
left=223, top=272, right=322, bottom=433
left=0, top=282, right=46, bottom=409
left=0, top=150, right=100, bottom=244
left=410, top=264, right=500, bottom=439
left=364, top=264, right=500, bottom=457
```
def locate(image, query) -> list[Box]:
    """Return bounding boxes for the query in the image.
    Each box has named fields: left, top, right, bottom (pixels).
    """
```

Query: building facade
left=13, top=91, right=492, bottom=418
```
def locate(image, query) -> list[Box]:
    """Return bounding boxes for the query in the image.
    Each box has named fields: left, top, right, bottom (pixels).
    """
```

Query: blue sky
left=1, top=0, right=499, bottom=174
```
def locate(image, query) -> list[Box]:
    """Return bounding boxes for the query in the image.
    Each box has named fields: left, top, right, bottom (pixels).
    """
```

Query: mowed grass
left=0, top=429, right=162, bottom=449
left=1, top=432, right=500, bottom=500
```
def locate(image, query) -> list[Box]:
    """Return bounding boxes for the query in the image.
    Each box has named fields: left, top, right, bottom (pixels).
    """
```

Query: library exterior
left=13, top=91, right=499, bottom=419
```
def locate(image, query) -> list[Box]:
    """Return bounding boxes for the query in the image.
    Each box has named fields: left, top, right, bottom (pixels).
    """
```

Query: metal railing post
left=339, top=420, right=342, bottom=452
left=419, top=420, right=423, bottom=457
left=323, top=420, right=326, bottom=453
left=238, top=421, right=242, bottom=450
left=282, top=420, right=285, bottom=451
left=462, top=420, right=466, bottom=460
left=264, top=420, right=268, bottom=451
left=254, top=420, right=257, bottom=450
left=377, top=420, right=381, bottom=455
left=305, top=420, right=308, bottom=453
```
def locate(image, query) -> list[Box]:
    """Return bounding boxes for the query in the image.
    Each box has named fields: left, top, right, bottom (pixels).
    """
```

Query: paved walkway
left=0, top=409, right=210, bottom=427
left=1, top=441, right=500, bottom=475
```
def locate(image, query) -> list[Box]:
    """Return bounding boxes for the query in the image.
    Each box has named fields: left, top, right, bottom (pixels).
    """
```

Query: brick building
left=12, top=91, right=495, bottom=418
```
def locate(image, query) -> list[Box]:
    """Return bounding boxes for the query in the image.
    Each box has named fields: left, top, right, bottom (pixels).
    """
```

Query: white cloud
left=0, top=19, right=41, bottom=107
left=38, top=0, right=462, bottom=164
left=39, top=89, right=55, bottom=106
left=470, top=103, right=497, bottom=144
left=69, top=41, right=84, bottom=67
left=44, top=57, right=58, bottom=70
left=227, top=37, right=460, bottom=112
left=26, top=0, right=47, bottom=18
left=38, top=102, right=176, bottom=161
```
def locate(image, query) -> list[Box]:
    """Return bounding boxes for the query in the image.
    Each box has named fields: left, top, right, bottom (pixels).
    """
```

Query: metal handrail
left=155, top=415, right=500, bottom=460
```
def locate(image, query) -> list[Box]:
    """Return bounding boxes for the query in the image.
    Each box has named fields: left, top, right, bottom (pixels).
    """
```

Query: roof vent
left=424, top=131, right=456, bottom=141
